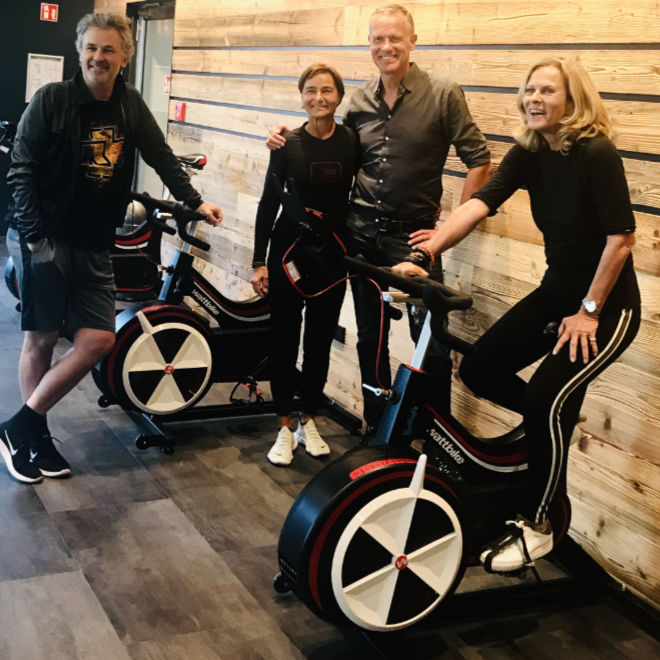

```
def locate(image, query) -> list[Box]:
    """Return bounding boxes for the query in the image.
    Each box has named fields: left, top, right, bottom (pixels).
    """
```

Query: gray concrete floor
left=0, top=244, right=658, bottom=659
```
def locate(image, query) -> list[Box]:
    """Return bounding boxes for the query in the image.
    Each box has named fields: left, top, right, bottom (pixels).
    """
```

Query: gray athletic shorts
left=13, top=232, right=116, bottom=333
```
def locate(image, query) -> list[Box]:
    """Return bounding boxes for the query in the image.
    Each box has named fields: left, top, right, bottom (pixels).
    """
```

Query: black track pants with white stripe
left=459, top=287, right=640, bottom=524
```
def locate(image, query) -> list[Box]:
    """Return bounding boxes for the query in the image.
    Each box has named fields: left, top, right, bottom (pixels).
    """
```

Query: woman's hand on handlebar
left=266, top=126, right=288, bottom=151
left=195, top=201, right=223, bottom=226
left=391, top=262, right=429, bottom=278
left=552, top=309, right=599, bottom=364
left=251, top=266, right=269, bottom=297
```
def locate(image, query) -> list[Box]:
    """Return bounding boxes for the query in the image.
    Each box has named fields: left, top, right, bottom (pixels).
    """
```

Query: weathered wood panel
left=94, top=0, right=128, bottom=12
left=171, top=75, right=660, bottom=154
left=172, top=47, right=660, bottom=96
left=94, top=0, right=142, bottom=15
left=173, top=1, right=660, bottom=46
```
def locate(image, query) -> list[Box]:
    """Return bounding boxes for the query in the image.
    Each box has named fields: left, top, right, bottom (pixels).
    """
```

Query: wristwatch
left=582, top=297, right=599, bottom=316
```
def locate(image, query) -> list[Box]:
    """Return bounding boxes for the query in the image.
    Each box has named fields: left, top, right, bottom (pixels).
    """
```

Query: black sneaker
left=0, top=423, right=43, bottom=484
left=33, top=433, right=71, bottom=478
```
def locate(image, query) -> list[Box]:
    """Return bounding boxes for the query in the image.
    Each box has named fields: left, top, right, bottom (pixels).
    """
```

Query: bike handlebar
left=343, top=257, right=476, bottom=356
left=344, top=255, right=473, bottom=314
left=130, top=191, right=210, bottom=252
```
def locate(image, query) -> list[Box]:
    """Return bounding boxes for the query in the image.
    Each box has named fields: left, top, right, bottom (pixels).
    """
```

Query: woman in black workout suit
left=394, top=56, right=640, bottom=572
left=251, top=64, right=358, bottom=467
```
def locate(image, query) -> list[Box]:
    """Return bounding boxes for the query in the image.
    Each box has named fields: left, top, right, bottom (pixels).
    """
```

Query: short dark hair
left=76, top=13, right=135, bottom=60
left=297, top=64, right=345, bottom=102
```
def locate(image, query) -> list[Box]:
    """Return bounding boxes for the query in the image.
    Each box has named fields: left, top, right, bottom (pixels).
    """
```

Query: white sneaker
left=294, top=418, right=330, bottom=457
left=267, top=427, right=297, bottom=466
left=480, top=516, right=553, bottom=572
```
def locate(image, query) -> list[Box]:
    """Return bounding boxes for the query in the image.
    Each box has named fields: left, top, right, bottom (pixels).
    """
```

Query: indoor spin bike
left=270, top=181, right=577, bottom=633
left=93, top=191, right=360, bottom=453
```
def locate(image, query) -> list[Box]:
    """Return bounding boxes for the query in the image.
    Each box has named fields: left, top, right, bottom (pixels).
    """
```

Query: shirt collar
left=374, top=62, right=421, bottom=99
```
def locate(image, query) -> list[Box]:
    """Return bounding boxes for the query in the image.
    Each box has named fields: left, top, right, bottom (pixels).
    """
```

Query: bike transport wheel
left=96, top=304, right=214, bottom=414
left=278, top=446, right=466, bottom=631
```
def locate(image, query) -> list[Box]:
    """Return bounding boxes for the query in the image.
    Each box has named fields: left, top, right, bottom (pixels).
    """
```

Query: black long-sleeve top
left=252, top=123, right=359, bottom=268
left=473, top=135, right=639, bottom=316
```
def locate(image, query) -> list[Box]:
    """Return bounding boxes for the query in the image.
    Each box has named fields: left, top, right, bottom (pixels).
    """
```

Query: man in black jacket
left=0, top=13, right=222, bottom=484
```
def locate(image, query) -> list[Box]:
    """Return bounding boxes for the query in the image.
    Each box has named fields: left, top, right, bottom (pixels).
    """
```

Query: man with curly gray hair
left=75, top=12, right=135, bottom=60
left=2, top=13, right=222, bottom=484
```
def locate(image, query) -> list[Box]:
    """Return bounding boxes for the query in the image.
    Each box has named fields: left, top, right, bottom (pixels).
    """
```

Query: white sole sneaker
left=480, top=517, right=553, bottom=572
left=267, top=427, right=297, bottom=466
left=294, top=419, right=330, bottom=457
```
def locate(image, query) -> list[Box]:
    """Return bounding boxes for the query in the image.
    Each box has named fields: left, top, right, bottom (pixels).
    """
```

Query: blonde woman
left=395, top=57, right=640, bottom=572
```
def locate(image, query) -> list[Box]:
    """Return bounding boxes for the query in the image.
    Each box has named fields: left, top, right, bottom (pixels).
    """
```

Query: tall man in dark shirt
left=268, top=4, right=491, bottom=433
left=0, top=13, right=222, bottom=484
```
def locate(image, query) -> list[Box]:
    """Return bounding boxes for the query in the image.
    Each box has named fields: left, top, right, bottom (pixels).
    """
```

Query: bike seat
left=175, top=153, right=207, bottom=169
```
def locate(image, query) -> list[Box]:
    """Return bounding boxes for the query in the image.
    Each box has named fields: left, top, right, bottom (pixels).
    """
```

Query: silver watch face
left=583, top=298, right=597, bottom=313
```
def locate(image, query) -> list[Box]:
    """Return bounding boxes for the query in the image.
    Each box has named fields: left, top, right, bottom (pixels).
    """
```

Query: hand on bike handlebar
left=266, top=126, right=288, bottom=151
left=195, top=201, right=223, bottom=226
left=251, top=265, right=269, bottom=297
left=391, top=261, right=429, bottom=278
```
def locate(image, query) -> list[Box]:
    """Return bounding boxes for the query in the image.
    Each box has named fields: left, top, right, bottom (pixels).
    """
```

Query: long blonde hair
left=515, top=57, right=613, bottom=153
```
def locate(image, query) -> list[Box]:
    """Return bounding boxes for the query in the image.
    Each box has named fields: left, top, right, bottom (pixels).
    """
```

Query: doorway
left=127, top=1, right=175, bottom=198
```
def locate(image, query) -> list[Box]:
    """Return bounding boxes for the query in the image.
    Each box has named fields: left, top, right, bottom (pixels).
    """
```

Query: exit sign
left=41, top=3, right=59, bottom=22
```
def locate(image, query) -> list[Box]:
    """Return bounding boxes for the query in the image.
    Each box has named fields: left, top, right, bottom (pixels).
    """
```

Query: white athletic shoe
left=480, top=516, right=553, bottom=572
left=294, top=418, right=330, bottom=457
left=267, top=427, right=297, bottom=466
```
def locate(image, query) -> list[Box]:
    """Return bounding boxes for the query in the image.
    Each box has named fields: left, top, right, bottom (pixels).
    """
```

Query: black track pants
left=459, top=287, right=640, bottom=524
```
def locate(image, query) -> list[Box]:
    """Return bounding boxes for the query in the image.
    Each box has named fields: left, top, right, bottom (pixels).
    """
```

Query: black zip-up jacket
left=7, top=70, right=203, bottom=244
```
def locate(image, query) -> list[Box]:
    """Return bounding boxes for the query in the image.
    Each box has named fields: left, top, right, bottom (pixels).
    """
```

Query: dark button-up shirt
left=344, top=63, right=490, bottom=232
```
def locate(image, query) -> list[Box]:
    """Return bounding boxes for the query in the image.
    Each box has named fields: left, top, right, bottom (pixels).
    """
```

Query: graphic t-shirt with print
left=57, top=96, right=127, bottom=250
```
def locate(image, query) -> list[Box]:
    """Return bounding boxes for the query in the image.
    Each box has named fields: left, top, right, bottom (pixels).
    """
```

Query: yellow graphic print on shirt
left=80, top=124, right=124, bottom=186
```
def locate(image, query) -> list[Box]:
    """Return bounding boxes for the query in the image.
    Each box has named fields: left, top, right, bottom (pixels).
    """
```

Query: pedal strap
left=482, top=519, right=542, bottom=581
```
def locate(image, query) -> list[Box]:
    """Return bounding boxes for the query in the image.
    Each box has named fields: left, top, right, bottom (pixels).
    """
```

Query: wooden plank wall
left=98, top=0, right=659, bottom=608
left=95, top=0, right=130, bottom=12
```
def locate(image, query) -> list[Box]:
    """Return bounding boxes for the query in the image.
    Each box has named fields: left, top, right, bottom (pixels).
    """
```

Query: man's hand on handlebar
left=195, top=201, right=223, bottom=226
left=391, top=262, right=429, bottom=278
left=251, top=266, right=269, bottom=297
left=266, top=125, right=289, bottom=151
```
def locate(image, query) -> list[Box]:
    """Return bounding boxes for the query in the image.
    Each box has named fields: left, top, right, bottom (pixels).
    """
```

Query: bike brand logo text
left=191, top=287, right=220, bottom=317
left=428, top=427, right=464, bottom=464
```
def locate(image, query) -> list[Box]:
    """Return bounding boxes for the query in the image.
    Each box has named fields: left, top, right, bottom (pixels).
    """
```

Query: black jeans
left=267, top=231, right=346, bottom=417
left=459, top=287, right=640, bottom=524
left=349, top=228, right=452, bottom=427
